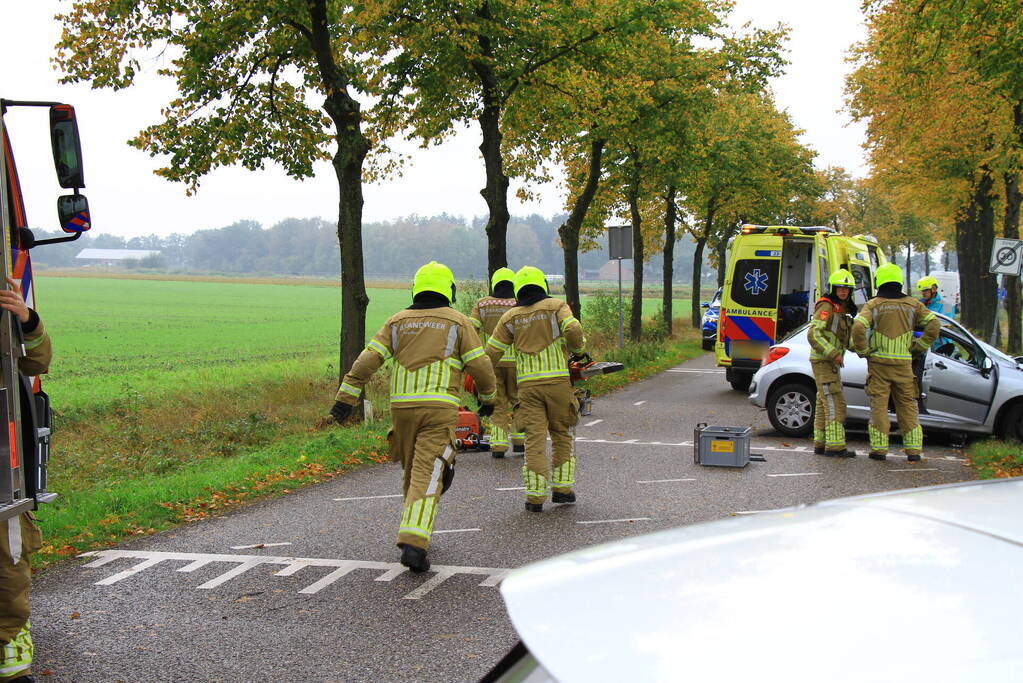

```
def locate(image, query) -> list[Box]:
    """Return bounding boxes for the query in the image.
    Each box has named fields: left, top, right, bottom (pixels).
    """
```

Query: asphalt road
left=31, top=352, right=975, bottom=682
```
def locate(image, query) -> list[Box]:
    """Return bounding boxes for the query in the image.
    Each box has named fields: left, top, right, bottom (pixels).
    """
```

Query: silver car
left=484, top=479, right=1023, bottom=682
left=748, top=313, right=1023, bottom=440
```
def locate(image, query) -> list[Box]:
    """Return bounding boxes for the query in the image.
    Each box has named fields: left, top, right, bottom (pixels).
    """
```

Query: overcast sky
left=1, top=1, right=867, bottom=239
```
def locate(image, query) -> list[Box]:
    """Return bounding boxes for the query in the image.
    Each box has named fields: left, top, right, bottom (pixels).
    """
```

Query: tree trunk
left=627, top=149, right=643, bottom=342
left=690, top=237, right=707, bottom=329
left=956, top=166, right=997, bottom=335
left=924, top=248, right=931, bottom=275
left=307, top=0, right=370, bottom=401
left=472, top=4, right=509, bottom=279
left=905, top=242, right=912, bottom=285
left=1004, top=169, right=1022, bottom=354
left=558, top=138, right=605, bottom=319
left=662, top=185, right=676, bottom=335
left=943, top=246, right=950, bottom=270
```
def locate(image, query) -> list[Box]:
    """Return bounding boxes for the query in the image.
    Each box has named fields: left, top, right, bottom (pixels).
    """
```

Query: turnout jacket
left=808, top=297, right=853, bottom=361
left=469, top=296, right=517, bottom=366
left=485, top=298, right=585, bottom=386
left=336, top=307, right=497, bottom=409
left=851, top=295, right=940, bottom=364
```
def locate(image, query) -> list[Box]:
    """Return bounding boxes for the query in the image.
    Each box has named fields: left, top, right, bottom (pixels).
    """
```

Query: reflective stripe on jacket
left=485, top=298, right=585, bottom=386
left=851, top=295, right=940, bottom=364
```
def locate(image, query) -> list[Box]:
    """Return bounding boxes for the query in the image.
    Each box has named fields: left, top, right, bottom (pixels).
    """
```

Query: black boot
left=525, top=502, right=543, bottom=512
left=398, top=543, right=430, bottom=573
left=491, top=450, right=506, bottom=459
left=828, top=448, right=858, bottom=458
left=868, top=452, right=887, bottom=461
left=814, top=445, right=826, bottom=455
left=906, top=453, right=922, bottom=462
left=552, top=491, right=576, bottom=504
left=7, top=676, right=35, bottom=683
left=513, top=444, right=525, bottom=454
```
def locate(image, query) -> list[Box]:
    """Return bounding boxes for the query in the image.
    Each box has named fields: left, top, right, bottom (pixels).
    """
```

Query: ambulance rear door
left=720, top=234, right=782, bottom=368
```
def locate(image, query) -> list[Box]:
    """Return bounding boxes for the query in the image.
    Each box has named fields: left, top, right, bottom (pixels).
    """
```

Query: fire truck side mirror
left=57, top=195, right=90, bottom=234
left=49, top=105, right=85, bottom=189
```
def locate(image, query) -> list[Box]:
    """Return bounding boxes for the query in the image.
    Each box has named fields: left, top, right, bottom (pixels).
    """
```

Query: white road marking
left=496, top=486, right=525, bottom=491
left=577, top=517, right=652, bottom=525
left=666, top=369, right=725, bottom=374
left=633, top=400, right=647, bottom=406
left=888, top=468, right=940, bottom=472
left=433, top=528, right=482, bottom=534
left=583, top=419, right=604, bottom=427
left=230, top=542, right=293, bottom=550
left=733, top=510, right=777, bottom=515
left=570, top=437, right=966, bottom=461
left=767, top=472, right=821, bottom=478
left=636, top=478, right=696, bottom=484
left=333, top=494, right=403, bottom=501
left=79, top=549, right=510, bottom=600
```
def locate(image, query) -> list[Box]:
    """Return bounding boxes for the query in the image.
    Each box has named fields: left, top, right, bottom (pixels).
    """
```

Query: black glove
left=477, top=403, right=495, bottom=418
left=330, top=401, right=353, bottom=424
left=569, top=352, right=592, bottom=364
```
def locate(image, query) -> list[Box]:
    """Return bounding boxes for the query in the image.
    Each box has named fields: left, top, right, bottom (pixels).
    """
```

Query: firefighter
left=0, top=276, right=52, bottom=683
left=851, top=263, right=940, bottom=462
left=469, top=267, right=524, bottom=458
left=916, top=275, right=944, bottom=314
left=808, top=269, right=857, bottom=457
left=485, top=266, right=585, bottom=512
left=329, top=262, right=496, bottom=573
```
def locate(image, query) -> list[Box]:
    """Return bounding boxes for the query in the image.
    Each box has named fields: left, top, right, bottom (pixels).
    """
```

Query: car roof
left=500, top=478, right=1023, bottom=683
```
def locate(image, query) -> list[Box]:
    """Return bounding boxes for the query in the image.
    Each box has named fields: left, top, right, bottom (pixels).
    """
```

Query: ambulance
left=715, top=225, right=886, bottom=391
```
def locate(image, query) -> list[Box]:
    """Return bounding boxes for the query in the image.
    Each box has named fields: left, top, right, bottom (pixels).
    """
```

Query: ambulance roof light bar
left=740, top=224, right=837, bottom=236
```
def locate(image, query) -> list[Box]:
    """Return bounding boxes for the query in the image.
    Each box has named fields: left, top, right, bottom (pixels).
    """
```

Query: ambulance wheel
left=767, top=382, right=814, bottom=438
left=726, top=369, right=752, bottom=392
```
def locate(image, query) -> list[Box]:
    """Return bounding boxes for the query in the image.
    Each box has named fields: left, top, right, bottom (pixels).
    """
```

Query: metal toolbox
left=694, top=423, right=752, bottom=468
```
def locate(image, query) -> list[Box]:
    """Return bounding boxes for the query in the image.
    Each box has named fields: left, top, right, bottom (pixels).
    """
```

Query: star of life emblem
left=744, top=268, right=769, bottom=296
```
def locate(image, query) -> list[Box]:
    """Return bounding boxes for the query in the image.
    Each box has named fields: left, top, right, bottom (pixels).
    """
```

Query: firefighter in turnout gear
left=485, top=266, right=586, bottom=512
left=808, top=269, right=857, bottom=457
left=851, top=263, right=940, bottom=462
left=0, top=277, right=52, bottom=683
left=470, top=268, right=524, bottom=457
left=330, top=262, right=497, bottom=573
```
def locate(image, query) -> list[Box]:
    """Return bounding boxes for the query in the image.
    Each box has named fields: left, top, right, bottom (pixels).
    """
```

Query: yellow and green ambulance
left=716, top=225, right=886, bottom=391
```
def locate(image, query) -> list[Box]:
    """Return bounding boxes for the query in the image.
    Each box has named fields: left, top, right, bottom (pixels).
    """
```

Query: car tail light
left=763, top=346, right=789, bottom=366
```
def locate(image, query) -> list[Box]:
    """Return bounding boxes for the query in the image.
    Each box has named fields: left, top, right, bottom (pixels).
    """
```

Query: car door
left=921, top=326, right=996, bottom=425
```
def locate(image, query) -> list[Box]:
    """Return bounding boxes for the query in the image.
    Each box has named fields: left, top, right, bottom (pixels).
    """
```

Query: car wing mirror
left=981, top=356, right=994, bottom=377
left=29, top=194, right=91, bottom=248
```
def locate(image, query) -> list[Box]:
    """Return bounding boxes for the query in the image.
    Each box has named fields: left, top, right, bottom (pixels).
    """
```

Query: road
left=31, top=352, right=975, bottom=682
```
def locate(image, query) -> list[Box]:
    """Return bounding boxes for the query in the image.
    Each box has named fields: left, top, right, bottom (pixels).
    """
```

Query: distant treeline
left=29, top=214, right=717, bottom=283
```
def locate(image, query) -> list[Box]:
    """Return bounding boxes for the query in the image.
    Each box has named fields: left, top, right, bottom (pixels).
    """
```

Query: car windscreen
left=778, top=321, right=810, bottom=344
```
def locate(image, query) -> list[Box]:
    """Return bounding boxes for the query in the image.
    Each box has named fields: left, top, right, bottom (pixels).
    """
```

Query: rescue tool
left=0, top=98, right=92, bottom=522
left=693, top=423, right=766, bottom=468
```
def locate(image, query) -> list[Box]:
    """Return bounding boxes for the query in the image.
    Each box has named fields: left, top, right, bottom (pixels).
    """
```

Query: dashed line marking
left=583, top=419, right=604, bottom=427
left=888, top=468, right=940, bottom=472
left=79, top=549, right=509, bottom=600
left=570, top=437, right=965, bottom=461
left=495, top=486, right=525, bottom=491
left=333, top=494, right=403, bottom=501
left=433, top=528, right=482, bottom=534
left=636, top=478, right=696, bottom=484
left=633, top=400, right=647, bottom=406
left=230, top=542, right=293, bottom=550
left=577, top=517, right=652, bottom=525
left=732, top=510, right=776, bottom=515
left=666, top=369, right=725, bottom=374
left=767, top=472, right=821, bottom=478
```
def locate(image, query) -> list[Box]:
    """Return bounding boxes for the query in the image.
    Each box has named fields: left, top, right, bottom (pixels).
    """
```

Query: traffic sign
left=607, top=225, right=632, bottom=260
left=989, top=237, right=1023, bottom=275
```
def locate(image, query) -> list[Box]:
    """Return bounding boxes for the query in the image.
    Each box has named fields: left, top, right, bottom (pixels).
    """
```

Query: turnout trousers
left=811, top=360, right=847, bottom=452
left=865, top=361, right=923, bottom=456
left=0, top=513, right=41, bottom=682
left=486, top=364, right=523, bottom=453
left=388, top=406, right=457, bottom=551
left=514, top=381, right=579, bottom=505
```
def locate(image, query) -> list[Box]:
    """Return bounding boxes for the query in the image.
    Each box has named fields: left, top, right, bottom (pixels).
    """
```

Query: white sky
left=1, top=0, right=866, bottom=239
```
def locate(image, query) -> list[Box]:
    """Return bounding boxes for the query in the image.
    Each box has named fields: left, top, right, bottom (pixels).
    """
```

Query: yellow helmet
left=514, top=265, right=548, bottom=297
left=917, top=275, right=938, bottom=291
left=412, top=261, right=455, bottom=302
left=491, top=267, right=516, bottom=292
left=874, top=262, right=904, bottom=288
left=828, top=268, right=855, bottom=288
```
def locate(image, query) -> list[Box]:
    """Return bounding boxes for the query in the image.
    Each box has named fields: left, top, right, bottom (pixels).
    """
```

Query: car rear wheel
left=999, top=401, right=1023, bottom=442
left=726, top=368, right=753, bottom=392
left=767, top=382, right=815, bottom=437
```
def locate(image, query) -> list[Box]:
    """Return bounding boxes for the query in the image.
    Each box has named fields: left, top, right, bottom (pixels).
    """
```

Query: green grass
left=965, top=439, right=1023, bottom=479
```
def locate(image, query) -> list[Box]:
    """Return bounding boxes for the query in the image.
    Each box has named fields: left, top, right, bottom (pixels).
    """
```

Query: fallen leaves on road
left=70, top=611, right=81, bottom=619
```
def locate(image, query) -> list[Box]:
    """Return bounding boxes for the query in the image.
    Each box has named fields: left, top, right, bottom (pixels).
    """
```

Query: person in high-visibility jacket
left=916, top=275, right=944, bottom=314
left=851, top=263, right=940, bottom=461
left=485, top=266, right=586, bottom=512
left=808, top=269, right=857, bottom=457
left=469, top=268, right=524, bottom=458
left=329, top=262, right=497, bottom=573
left=0, top=276, right=52, bottom=683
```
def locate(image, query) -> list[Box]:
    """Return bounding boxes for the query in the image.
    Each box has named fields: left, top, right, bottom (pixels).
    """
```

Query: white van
left=928, top=270, right=960, bottom=317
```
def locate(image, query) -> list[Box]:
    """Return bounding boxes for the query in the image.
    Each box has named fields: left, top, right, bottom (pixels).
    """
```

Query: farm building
left=76, top=248, right=161, bottom=266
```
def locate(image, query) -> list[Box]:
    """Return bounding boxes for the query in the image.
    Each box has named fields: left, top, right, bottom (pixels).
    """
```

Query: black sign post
left=608, top=226, right=632, bottom=348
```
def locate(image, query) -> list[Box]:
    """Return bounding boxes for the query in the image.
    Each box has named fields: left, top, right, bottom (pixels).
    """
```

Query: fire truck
left=0, top=99, right=92, bottom=522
